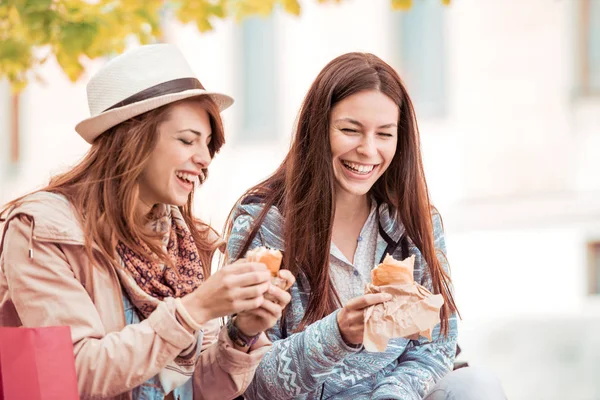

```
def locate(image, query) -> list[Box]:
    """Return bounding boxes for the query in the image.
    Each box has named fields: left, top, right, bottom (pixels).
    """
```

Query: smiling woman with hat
left=0, top=44, right=294, bottom=400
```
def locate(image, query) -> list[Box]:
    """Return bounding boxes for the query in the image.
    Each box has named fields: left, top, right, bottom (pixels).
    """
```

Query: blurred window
left=239, top=16, right=278, bottom=141
left=588, top=241, right=600, bottom=295
left=393, top=1, right=447, bottom=118
left=576, top=0, right=600, bottom=96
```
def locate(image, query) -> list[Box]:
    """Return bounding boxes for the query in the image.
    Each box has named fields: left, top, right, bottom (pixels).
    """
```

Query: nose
left=357, top=133, right=378, bottom=158
left=192, top=142, right=212, bottom=168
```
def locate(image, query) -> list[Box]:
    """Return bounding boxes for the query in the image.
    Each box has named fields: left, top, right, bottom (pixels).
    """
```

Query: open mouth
left=175, top=170, right=205, bottom=189
left=341, top=160, right=377, bottom=175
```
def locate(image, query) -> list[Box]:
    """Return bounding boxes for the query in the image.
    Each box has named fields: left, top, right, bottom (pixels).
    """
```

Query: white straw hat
left=75, top=44, right=234, bottom=143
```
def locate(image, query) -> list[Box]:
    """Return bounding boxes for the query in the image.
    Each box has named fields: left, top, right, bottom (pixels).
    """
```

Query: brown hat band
left=103, top=77, right=205, bottom=112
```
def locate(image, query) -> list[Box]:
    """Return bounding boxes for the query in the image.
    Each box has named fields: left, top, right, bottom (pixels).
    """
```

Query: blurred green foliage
left=0, top=0, right=450, bottom=90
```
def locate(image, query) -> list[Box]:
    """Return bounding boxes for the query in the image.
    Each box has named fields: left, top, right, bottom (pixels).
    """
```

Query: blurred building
left=1, top=0, right=599, bottom=398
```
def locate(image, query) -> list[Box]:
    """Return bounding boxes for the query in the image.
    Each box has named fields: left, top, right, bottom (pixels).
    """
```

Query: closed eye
left=378, top=132, right=394, bottom=137
left=341, top=128, right=359, bottom=133
left=179, top=138, right=193, bottom=145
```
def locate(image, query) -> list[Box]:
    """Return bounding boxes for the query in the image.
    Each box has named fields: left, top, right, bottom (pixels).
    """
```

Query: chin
left=174, top=197, right=189, bottom=206
left=162, top=194, right=188, bottom=207
left=343, top=186, right=372, bottom=197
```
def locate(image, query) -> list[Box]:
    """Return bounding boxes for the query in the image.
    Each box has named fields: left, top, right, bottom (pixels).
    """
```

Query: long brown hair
left=226, top=52, right=458, bottom=334
left=2, top=96, right=224, bottom=276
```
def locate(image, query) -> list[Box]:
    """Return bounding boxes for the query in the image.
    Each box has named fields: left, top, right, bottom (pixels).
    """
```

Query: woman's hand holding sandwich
left=235, top=269, right=295, bottom=336
left=336, top=293, right=392, bottom=346
left=235, top=247, right=295, bottom=337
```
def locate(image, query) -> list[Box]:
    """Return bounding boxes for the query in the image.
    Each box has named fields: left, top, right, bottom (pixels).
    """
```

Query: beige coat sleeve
left=193, top=319, right=272, bottom=400
left=2, top=216, right=195, bottom=398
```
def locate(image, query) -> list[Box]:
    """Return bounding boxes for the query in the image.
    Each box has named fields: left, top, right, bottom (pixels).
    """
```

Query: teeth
left=176, top=171, right=198, bottom=184
left=342, top=161, right=375, bottom=174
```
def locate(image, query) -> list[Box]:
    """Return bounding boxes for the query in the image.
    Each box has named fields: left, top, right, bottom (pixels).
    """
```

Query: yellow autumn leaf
left=233, top=0, right=277, bottom=21
left=281, top=0, right=301, bottom=16
left=55, top=51, right=84, bottom=82
left=212, top=0, right=228, bottom=18
left=7, top=5, right=22, bottom=26
left=391, top=0, right=412, bottom=11
left=195, top=16, right=214, bottom=32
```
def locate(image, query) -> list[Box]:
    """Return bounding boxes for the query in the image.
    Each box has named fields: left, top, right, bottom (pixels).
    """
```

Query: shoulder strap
left=378, top=222, right=409, bottom=263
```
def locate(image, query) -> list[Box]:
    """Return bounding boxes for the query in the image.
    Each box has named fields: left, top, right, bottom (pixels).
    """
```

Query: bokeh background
left=1, top=1, right=599, bottom=398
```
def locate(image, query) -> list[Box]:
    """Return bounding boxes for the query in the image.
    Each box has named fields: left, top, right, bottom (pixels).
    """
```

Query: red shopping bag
left=0, top=326, right=79, bottom=400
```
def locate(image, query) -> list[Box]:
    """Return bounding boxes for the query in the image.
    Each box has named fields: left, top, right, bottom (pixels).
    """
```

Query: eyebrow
left=177, top=129, right=203, bottom=136
left=334, top=118, right=397, bottom=129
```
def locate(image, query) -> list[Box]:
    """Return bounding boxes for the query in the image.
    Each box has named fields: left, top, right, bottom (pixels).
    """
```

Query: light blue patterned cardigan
left=226, top=201, right=458, bottom=400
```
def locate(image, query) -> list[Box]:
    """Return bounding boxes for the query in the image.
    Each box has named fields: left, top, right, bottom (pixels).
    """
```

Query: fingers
left=343, top=309, right=365, bottom=326
left=228, top=269, right=272, bottom=288
left=277, top=270, right=296, bottom=290
left=223, top=261, right=268, bottom=275
left=236, top=281, right=270, bottom=300
left=232, top=297, right=265, bottom=314
left=270, top=277, right=287, bottom=290
left=266, top=285, right=292, bottom=306
left=263, top=291, right=277, bottom=303
left=346, top=293, right=392, bottom=311
left=255, top=299, right=283, bottom=319
left=237, top=286, right=290, bottom=329
left=244, top=307, right=277, bottom=322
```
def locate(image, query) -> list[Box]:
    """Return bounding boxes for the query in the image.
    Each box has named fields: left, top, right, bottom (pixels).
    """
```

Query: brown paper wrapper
left=363, top=255, right=444, bottom=352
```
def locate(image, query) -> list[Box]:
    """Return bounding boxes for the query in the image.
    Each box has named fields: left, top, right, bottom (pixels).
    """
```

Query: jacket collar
left=2, top=191, right=85, bottom=244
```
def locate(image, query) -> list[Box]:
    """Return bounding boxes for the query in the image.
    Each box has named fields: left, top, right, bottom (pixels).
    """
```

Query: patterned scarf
left=115, top=204, right=205, bottom=318
left=114, top=204, right=207, bottom=393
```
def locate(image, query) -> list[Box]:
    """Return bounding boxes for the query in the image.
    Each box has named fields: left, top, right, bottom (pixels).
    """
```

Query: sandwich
left=246, top=247, right=283, bottom=277
left=371, top=254, right=415, bottom=286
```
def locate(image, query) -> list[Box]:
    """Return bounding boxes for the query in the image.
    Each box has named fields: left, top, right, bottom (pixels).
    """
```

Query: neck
left=136, top=198, right=157, bottom=220
left=333, top=191, right=370, bottom=226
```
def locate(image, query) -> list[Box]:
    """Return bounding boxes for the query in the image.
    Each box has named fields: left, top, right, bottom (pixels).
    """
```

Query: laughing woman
left=225, top=53, right=506, bottom=400
left=0, top=44, right=293, bottom=400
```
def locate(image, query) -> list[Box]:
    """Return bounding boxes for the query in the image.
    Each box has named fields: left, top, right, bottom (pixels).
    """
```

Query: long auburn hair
left=2, top=96, right=224, bottom=276
left=226, top=52, right=458, bottom=334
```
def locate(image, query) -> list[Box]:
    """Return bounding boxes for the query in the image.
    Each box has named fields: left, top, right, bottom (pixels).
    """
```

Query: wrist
left=174, top=297, right=204, bottom=332
left=233, top=314, right=261, bottom=337
left=180, top=295, right=209, bottom=326
left=227, top=317, right=261, bottom=350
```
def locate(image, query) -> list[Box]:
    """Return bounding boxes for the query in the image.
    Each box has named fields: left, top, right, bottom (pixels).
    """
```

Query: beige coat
left=0, top=192, right=269, bottom=400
